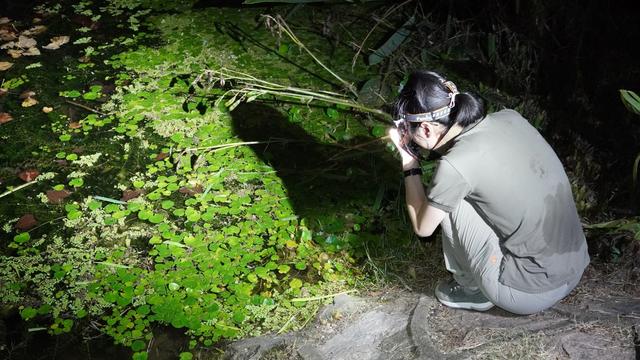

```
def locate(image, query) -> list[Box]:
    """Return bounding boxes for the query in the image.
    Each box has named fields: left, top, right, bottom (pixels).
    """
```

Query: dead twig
left=263, top=14, right=358, bottom=97
left=65, top=100, right=108, bottom=116
left=327, top=135, right=390, bottom=162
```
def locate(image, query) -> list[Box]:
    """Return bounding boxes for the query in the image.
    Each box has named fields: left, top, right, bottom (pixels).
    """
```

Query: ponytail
left=450, top=92, right=485, bottom=127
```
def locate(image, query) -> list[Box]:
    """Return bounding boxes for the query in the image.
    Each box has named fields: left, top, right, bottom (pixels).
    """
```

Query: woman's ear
left=419, top=122, right=430, bottom=137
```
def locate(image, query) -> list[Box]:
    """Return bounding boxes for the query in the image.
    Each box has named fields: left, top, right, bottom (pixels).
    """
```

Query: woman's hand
left=388, top=127, right=420, bottom=168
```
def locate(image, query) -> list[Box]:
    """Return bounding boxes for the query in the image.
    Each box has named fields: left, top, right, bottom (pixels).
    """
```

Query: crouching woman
left=388, top=70, right=589, bottom=315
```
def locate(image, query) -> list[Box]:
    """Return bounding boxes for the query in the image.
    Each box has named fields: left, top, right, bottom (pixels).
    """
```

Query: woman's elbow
left=413, top=226, right=434, bottom=238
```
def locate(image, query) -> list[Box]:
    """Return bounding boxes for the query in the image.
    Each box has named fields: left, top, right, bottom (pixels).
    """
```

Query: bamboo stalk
left=182, top=140, right=296, bottom=154
left=0, top=180, right=37, bottom=199
left=291, top=289, right=357, bottom=302
left=215, top=84, right=389, bottom=119
left=199, top=68, right=392, bottom=120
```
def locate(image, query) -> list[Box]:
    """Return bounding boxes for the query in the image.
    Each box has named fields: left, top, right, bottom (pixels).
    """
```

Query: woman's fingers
left=388, top=128, right=403, bottom=148
left=388, top=127, right=414, bottom=161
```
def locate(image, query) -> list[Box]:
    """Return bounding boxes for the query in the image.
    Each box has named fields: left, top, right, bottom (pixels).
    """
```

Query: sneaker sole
left=437, top=298, right=495, bottom=312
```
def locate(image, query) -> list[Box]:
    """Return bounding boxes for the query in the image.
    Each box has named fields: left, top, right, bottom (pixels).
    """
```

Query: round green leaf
left=88, top=200, right=102, bottom=211
left=161, top=200, right=174, bottom=209
left=371, top=125, right=386, bottom=137
left=138, top=209, right=152, bottom=220
left=131, top=340, right=146, bottom=352
left=179, top=352, right=193, bottom=360
left=148, top=213, right=165, bottom=224
left=325, top=107, right=339, bottom=119
left=20, top=307, right=38, bottom=320
left=69, top=178, right=84, bottom=188
left=289, top=278, right=302, bottom=289
left=67, top=210, right=82, bottom=220
left=168, top=282, right=180, bottom=291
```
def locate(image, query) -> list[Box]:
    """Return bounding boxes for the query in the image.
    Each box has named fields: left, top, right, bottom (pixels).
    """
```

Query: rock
left=298, top=310, right=410, bottom=360
left=561, top=331, right=635, bottom=359
left=224, top=334, right=292, bottom=360
left=317, top=294, right=366, bottom=322
left=409, top=296, right=445, bottom=360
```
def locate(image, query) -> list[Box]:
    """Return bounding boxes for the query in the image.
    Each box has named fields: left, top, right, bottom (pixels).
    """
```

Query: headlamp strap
left=397, top=79, right=460, bottom=124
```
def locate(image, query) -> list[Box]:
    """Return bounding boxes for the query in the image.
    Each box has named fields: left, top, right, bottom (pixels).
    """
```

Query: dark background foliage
left=423, top=0, right=640, bottom=214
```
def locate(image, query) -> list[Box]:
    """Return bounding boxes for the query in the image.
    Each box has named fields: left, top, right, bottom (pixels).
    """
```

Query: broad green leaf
left=620, top=89, right=640, bottom=115
left=368, top=15, right=415, bottom=66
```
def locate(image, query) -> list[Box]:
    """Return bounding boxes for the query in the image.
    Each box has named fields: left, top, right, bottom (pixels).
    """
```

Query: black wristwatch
left=403, top=168, right=423, bottom=178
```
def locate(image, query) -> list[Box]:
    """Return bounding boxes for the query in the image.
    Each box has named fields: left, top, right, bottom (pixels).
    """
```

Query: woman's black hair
left=391, top=70, right=485, bottom=127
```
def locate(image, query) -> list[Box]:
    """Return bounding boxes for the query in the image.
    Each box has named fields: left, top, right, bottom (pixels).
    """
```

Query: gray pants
left=440, top=200, right=581, bottom=315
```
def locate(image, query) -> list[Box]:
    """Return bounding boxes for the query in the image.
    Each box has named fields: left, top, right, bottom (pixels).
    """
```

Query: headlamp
left=394, top=80, right=459, bottom=126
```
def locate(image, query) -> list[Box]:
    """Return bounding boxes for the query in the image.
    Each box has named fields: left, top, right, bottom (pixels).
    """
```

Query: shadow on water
left=230, top=102, right=399, bottom=226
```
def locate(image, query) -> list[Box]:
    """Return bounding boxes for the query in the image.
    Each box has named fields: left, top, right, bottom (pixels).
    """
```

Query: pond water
left=0, top=1, right=415, bottom=359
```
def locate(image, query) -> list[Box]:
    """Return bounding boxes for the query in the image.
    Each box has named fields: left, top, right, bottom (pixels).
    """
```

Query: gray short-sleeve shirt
left=427, top=109, right=590, bottom=293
